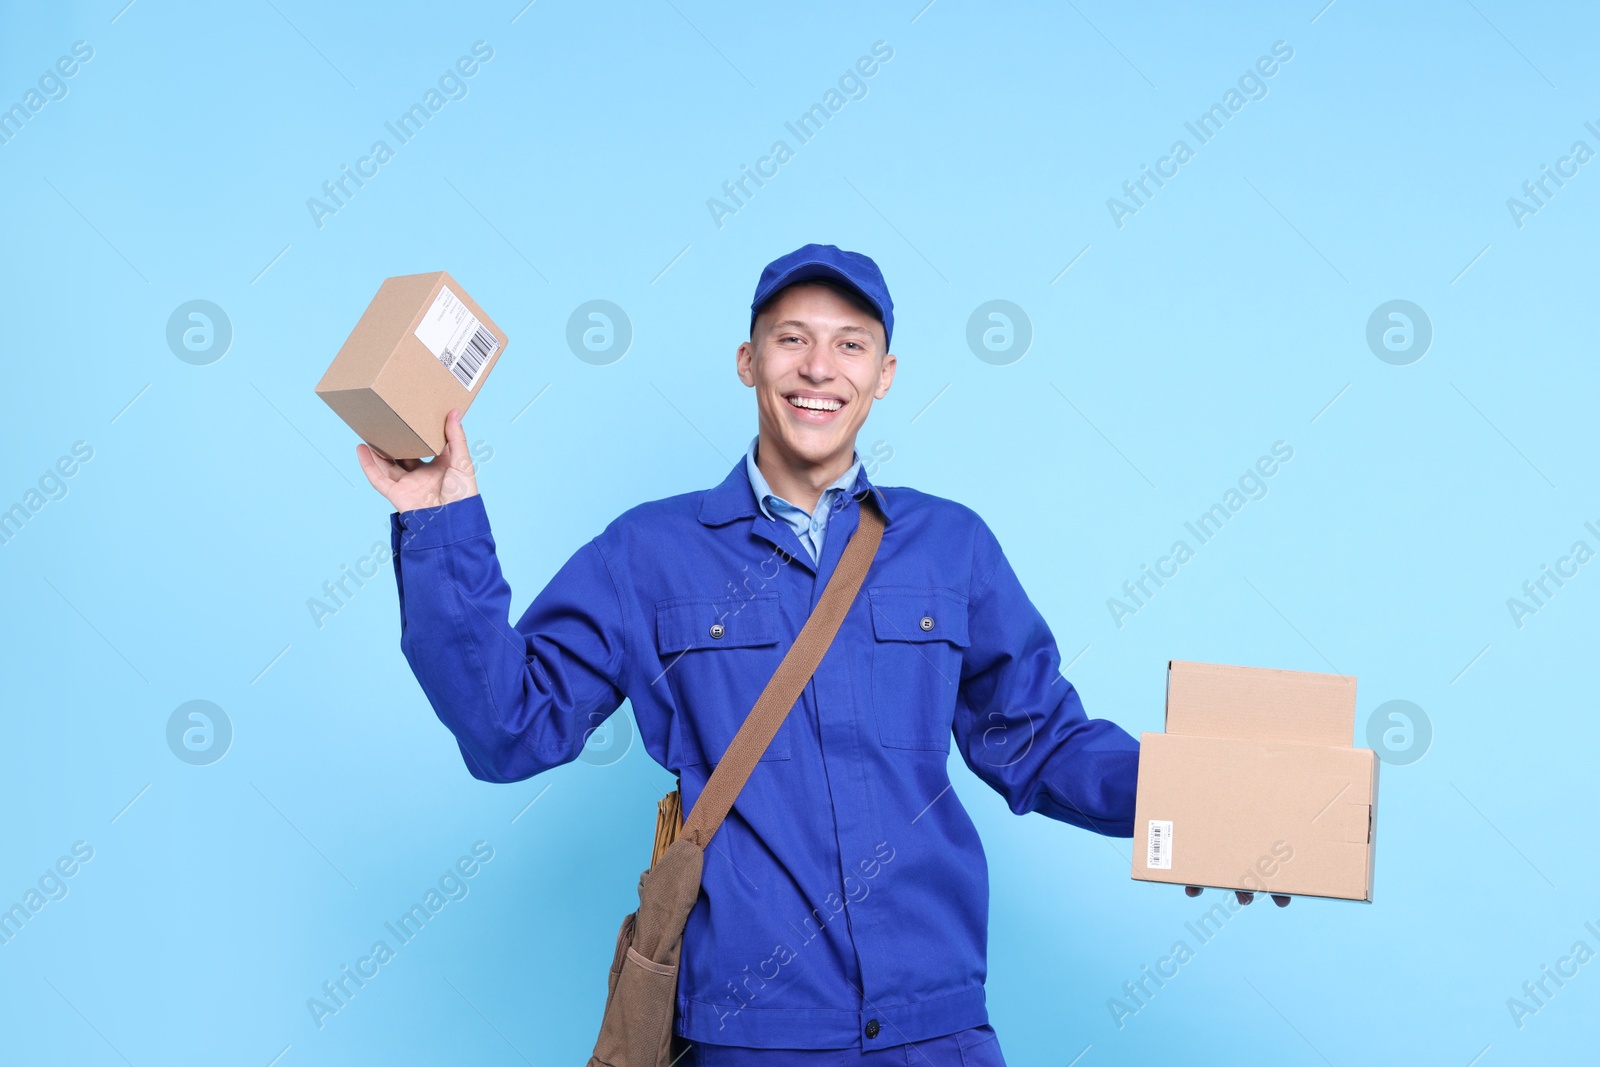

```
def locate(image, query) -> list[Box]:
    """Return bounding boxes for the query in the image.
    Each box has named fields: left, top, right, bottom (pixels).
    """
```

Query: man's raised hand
left=357, top=407, right=479, bottom=513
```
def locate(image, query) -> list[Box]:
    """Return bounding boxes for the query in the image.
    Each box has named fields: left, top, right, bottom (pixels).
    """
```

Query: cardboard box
left=1131, top=660, right=1378, bottom=902
left=315, top=271, right=508, bottom=459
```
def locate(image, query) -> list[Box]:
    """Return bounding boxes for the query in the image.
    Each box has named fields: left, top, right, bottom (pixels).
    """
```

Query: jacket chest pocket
left=655, top=593, right=792, bottom=766
left=867, top=586, right=970, bottom=751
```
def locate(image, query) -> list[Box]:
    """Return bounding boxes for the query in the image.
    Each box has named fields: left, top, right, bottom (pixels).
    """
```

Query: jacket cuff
left=391, top=494, right=491, bottom=550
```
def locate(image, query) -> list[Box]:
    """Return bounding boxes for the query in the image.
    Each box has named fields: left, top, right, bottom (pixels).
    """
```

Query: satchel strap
left=679, top=488, right=885, bottom=849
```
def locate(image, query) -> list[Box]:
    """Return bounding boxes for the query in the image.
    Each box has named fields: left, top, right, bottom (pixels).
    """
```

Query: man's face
left=737, top=282, right=895, bottom=473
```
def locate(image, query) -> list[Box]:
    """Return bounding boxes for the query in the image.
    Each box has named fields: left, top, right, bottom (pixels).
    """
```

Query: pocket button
left=867, top=586, right=969, bottom=752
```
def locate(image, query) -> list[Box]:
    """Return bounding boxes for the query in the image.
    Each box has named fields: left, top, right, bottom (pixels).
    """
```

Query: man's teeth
left=788, top=396, right=843, bottom=412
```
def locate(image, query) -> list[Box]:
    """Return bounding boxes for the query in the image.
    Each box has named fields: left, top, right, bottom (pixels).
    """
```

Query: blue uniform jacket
left=388, top=455, right=1140, bottom=1050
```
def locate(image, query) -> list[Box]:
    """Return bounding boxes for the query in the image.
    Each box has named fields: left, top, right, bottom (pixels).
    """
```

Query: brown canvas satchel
left=587, top=490, right=886, bottom=1067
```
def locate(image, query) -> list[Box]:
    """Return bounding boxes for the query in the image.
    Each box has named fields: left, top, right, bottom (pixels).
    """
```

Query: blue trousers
left=669, top=1024, right=1007, bottom=1066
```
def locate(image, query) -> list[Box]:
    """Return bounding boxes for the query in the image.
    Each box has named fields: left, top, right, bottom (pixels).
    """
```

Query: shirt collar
left=699, top=438, right=890, bottom=527
left=744, top=435, right=861, bottom=521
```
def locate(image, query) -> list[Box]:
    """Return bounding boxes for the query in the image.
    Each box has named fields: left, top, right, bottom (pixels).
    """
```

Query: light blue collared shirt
left=744, top=434, right=861, bottom=565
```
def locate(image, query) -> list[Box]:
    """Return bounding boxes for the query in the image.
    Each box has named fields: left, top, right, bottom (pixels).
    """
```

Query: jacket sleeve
left=389, top=493, right=630, bottom=783
left=952, top=515, right=1140, bottom=837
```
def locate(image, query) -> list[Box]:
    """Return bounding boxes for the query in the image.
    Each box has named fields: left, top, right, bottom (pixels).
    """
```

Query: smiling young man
left=359, top=244, right=1142, bottom=1066
left=738, top=269, right=889, bottom=520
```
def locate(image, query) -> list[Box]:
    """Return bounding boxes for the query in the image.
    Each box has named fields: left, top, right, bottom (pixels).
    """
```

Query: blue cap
left=749, top=243, right=894, bottom=351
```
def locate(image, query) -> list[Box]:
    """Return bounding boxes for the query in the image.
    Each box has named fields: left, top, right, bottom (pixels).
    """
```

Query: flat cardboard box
left=1131, top=660, right=1378, bottom=902
left=315, top=271, right=508, bottom=459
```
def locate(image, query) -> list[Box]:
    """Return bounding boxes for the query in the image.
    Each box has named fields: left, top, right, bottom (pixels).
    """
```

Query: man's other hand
left=357, top=407, right=479, bottom=513
left=1183, top=886, right=1291, bottom=907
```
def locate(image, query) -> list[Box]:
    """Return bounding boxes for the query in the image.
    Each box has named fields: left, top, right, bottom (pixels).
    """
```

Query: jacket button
left=919, top=615, right=934, bottom=631
left=709, top=623, right=725, bottom=639
left=865, top=1019, right=880, bottom=1038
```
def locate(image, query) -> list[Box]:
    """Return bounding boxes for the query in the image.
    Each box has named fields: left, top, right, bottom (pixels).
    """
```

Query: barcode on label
left=1147, top=819, right=1173, bottom=870
left=443, top=326, right=499, bottom=390
left=413, top=285, right=502, bottom=392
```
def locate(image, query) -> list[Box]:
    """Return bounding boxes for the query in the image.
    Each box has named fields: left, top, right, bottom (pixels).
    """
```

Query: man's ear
left=736, top=340, right=755, bottom=386
left=875, top=351, right=896, bottom=399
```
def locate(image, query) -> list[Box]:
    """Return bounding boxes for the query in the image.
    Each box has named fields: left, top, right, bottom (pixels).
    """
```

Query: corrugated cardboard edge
left=1366, top=752, right=1380, bottom=903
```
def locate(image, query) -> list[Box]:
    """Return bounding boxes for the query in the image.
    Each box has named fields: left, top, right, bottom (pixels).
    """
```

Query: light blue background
left=2, top=1, right=1596, bottom=1063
